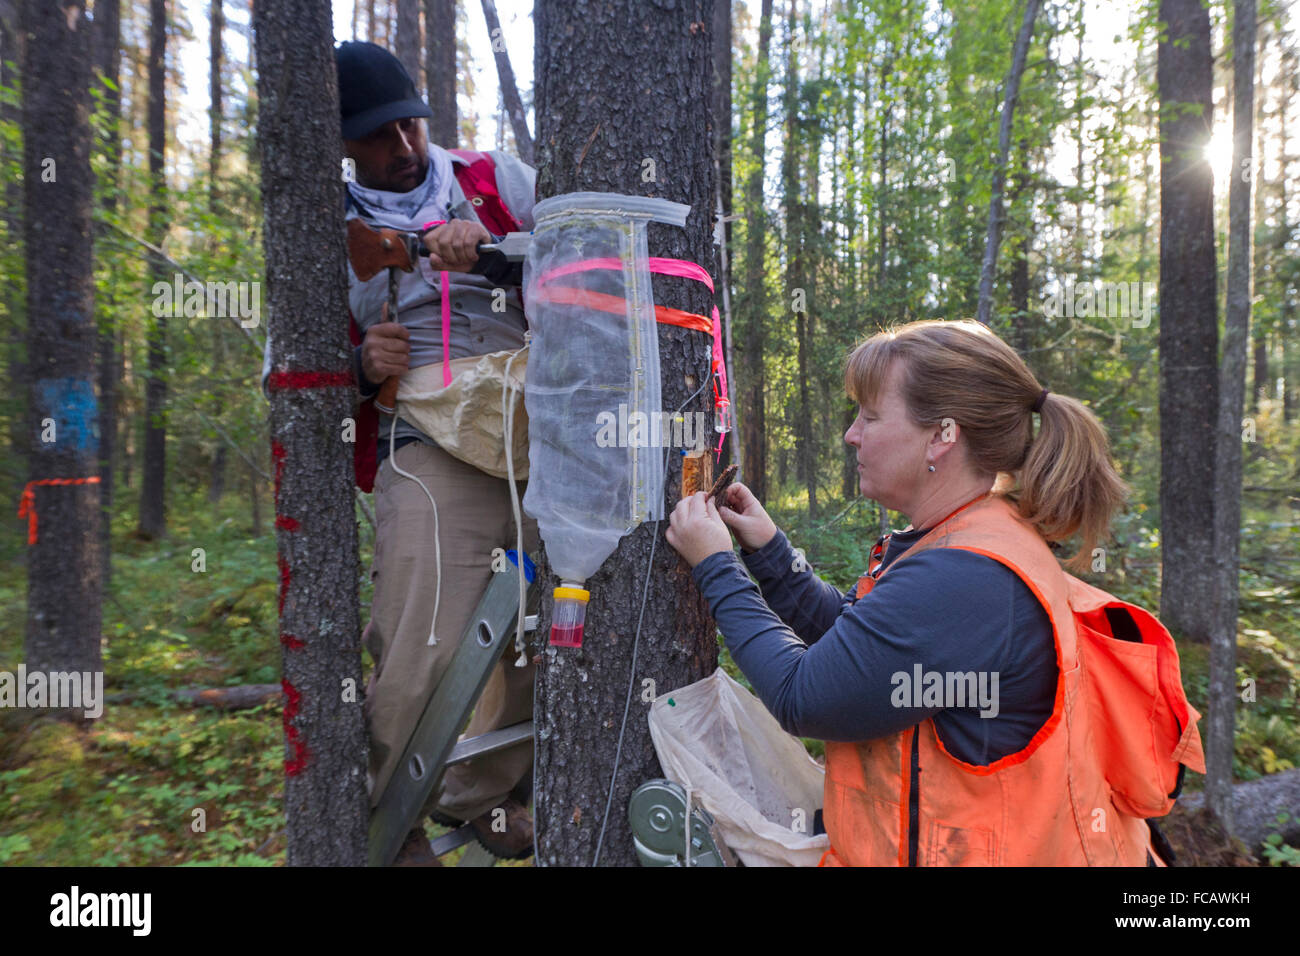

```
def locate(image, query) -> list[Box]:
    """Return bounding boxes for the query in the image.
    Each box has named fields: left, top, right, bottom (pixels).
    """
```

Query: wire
left=591, top=372, right=713, bottom=866
left=387, top=410, right=443, bottom=647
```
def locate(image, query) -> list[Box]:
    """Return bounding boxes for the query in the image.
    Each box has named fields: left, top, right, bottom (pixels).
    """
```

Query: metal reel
left=628, top=779, right=738, bottom=867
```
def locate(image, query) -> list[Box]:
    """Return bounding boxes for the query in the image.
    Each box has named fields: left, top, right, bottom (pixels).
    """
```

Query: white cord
left=387, top=410, right=443, bottom=646
left=591, top=373, right=712, bottom=866
left=503, top=344, right=529, bottom=666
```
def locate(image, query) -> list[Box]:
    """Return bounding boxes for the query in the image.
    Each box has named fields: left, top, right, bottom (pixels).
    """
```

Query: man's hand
left=361, top=309, right=410, bottom=384
left=422, top=220, right=491, bottom=272
left=666, top=492, right=735, bottom=569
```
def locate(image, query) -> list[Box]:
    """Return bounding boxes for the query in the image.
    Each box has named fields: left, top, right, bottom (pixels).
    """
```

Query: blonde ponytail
left=1017, top=392, right=1129, bottom=572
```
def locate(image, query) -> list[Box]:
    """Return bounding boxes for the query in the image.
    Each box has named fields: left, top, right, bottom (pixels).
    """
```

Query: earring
left=927, top=465, right=936, bottom=472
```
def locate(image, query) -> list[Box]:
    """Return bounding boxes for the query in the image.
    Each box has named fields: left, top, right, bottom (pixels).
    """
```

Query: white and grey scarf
left=346, top=142, right=455, bottom=231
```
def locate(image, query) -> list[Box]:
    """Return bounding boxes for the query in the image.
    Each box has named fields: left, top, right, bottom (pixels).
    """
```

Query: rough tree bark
left=533, top=0, right=720, bottom=866
left=1157, top=0, right=1218, bottom=642
left=975, top=0, right=1042, bottom=326
left=712, top=0, right=738, bottom=471
left=21, top=0, right=102, bottom=678
left=395, top=0, right=422, bottom=90
left=479, top=0, right=532, bottom=164
left=739, top=0, right=773, bottom=502
left=138, top=0, right=168, bottom=539
left=1208, top=0, right=1255, bottom=837
left=253, top=0, right=367, bottom=866
left=424, top=0, right=458, bottom=147
left=784, top=0, right=816, bottom=517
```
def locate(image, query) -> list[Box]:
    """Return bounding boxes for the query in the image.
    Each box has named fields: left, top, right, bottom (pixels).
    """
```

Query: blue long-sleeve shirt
left=690, top=527, right=1057, bottom=766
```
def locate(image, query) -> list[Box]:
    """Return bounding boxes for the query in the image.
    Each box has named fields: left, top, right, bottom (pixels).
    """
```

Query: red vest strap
left=448, top=149, right=522, bottom=235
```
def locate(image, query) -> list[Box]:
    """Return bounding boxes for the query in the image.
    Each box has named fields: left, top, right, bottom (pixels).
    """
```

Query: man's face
left=344, top=116, right=429, bottom=192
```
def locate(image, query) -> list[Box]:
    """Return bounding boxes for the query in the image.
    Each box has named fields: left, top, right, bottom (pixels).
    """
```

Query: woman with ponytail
left=667, top=319, right=1203, bottom=866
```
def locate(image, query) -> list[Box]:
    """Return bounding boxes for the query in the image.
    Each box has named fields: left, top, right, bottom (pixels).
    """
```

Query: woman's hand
left=716, top=482, right=778, bottom=553
left=667, top=492, right=734, bottom=568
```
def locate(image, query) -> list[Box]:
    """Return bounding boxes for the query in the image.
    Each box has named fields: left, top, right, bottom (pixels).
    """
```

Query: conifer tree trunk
left=209, top=0, right=227, bottom=505
left=21, top=0, right=103, bottom=678
left=424, top=0, right=458, bottom=147
left=533, top=0, right=720, bottom=867
left=1208, top=0, right=1255, bottom=837
left=253, top=0, right=367, bottom=866
left=1157, top=0, right=1218, bottom=641
left=138, top=0, right=168, bottom=539
left=739, top=0, right=773, bottom=501
left=975, top=0, right=1041, bottom=325
left=395, top=0, right=422, bottom=89
left=479, top=0, right=532, bottom=164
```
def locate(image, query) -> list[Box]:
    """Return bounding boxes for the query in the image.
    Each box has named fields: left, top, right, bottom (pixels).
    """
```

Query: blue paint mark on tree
left=37, top=378, right=99, bottom=455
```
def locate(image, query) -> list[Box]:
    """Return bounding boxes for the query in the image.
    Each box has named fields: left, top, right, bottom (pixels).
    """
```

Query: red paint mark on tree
left=266, top=369, right=353, bottom=392
left=282, top=678, right=311, bottom=776
left=280, top=633, right=306, bottom=650
left=275, top=514, right=300, bottom=531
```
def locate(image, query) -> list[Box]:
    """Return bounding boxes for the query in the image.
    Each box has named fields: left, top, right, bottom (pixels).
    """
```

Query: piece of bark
left=681, top=449, right=714, bottom=498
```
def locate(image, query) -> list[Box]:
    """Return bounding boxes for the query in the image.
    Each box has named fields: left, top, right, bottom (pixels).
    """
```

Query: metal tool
left=628, top=779, right=738, bottom=867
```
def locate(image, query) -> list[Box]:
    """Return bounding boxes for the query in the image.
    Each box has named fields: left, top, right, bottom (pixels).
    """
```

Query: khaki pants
left=365, top=439, right=538, bottom=822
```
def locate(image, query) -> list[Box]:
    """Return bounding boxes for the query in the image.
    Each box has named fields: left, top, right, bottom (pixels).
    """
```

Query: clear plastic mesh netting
left=522, top=193, right=688, bottom=583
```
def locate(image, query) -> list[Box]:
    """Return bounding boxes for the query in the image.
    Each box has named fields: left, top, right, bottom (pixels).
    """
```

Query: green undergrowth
left=0, top=484, right=1295, bottom=865
left=0, top=491, right=376, bottom=866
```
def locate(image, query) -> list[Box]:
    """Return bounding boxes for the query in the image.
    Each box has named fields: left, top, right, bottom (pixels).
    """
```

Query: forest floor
left=0, top=489, right=1296, bottom=866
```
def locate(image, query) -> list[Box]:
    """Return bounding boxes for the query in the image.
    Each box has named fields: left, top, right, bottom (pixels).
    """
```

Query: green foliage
left=1262, top=813, right=1300, bottom=866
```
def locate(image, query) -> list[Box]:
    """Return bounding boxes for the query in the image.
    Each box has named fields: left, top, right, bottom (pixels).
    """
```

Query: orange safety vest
left=819, top=493, right=1205, bottom=866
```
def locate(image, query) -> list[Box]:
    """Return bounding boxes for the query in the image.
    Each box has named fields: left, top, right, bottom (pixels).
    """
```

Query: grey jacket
left=261, top=148, right=536, bottom=449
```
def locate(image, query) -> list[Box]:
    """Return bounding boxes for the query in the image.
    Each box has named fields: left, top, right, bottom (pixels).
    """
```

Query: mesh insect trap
left=522, top=192, right=690, bottom=648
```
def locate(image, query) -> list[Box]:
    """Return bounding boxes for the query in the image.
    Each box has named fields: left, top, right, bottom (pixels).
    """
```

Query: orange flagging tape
left=17, top=477, right=102, bottom=545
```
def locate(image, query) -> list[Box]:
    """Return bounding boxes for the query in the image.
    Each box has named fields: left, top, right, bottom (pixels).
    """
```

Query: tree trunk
left=424, top=0, right=458, bottom=147
left=712, top=0, right=738, bottom=471
left=478, top=0, right=532, bottom=164
left=739, top=0, right=773, bottom=502
left=1157, top=0, right=1218, bottom=642
left=1250, top=28, right=1269, bottom=414
left=533, top=0, right=720, bottom=866
left=1208, top=0, right=1255, bottom=836
left=21, top=0, right=103, bottom=679
left=138, top=0, right=168, bottom=539
left=253, top=0, right=367, bottom=866
left=93, top=0, right=121, bottom=586
left=875, top=49, right=891, bottom=325
left=975, top=0, right=1042, bottom=326
left=395, top=0, right=422, bottom=91
left=1279, top=45, right=1296, bottom=425
left=784, top=0, right=815, bottom=518
left=209, top=0, right=227, bottom=506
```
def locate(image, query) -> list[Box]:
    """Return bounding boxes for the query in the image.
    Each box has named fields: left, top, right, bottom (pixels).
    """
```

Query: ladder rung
left=446, top=721, right=533, bottom=766
left=429, top=824, right=476, bottom=857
